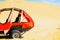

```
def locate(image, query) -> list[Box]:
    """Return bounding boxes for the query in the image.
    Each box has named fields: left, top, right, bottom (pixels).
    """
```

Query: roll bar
left=0, top=8, right=21, bottom=12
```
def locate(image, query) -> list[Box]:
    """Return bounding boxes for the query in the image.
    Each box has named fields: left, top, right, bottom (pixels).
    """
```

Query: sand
left=0, top=0, right=60, bottom=40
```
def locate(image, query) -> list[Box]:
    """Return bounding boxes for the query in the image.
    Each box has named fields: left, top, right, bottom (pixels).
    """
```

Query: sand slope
left=0, top=0, right=60, bottom=40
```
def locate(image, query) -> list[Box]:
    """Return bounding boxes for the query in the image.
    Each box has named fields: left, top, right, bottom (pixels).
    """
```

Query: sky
left=0, top=0, right=5, bottom=2
left=0, top=0, right=60, bottom=6
left=27, top=0, right=60, bottom=6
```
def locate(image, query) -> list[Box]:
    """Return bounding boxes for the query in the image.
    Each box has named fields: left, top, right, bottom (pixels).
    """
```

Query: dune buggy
left=0, top=8, right=34, bottom=38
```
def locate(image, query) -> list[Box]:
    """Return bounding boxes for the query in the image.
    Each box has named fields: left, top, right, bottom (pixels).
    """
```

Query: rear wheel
left=11, top=30, right=21, bottom=38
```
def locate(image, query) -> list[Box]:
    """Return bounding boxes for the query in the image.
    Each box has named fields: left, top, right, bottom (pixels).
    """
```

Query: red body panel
left=0, top=10, right=34, bottom=30
left=12, top=10, right=34, bottom=28
left=20, top=10, right=34, bottom=28
left=0, top=22, right=11, bottom=30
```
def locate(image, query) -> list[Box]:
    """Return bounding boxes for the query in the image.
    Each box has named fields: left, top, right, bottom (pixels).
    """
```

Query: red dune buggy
left=0, top=8, right=34, bottom=38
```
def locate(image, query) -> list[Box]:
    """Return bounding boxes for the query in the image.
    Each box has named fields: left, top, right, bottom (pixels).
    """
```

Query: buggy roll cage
left=0, top=8, right=34, bottom=28
left=0, top=8, right=21, bottom=12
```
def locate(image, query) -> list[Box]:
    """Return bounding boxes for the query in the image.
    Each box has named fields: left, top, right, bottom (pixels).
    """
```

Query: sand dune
left=0, top=0, right=60, bottom=40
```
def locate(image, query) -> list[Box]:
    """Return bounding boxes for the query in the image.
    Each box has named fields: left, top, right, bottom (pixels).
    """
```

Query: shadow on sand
left=0, top=36, right=23, bottom=39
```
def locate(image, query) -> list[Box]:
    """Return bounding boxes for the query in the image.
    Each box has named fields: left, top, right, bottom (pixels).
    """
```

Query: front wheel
left=11, top=30, right=21, bottom=38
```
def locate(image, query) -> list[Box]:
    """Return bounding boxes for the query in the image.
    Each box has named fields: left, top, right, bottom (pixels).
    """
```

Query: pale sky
left=27, top=0, right=60, bottom=6
left=0, top=0, right=5, bottom=2
left=0, top=0, right=60, bottom=6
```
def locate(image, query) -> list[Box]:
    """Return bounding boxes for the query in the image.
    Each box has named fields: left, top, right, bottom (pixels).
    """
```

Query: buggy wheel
left=11, top=30, right=21, bottom=38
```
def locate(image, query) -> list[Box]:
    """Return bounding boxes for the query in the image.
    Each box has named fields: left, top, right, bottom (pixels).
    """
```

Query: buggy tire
left=11, top=30, right=21, bottom=38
